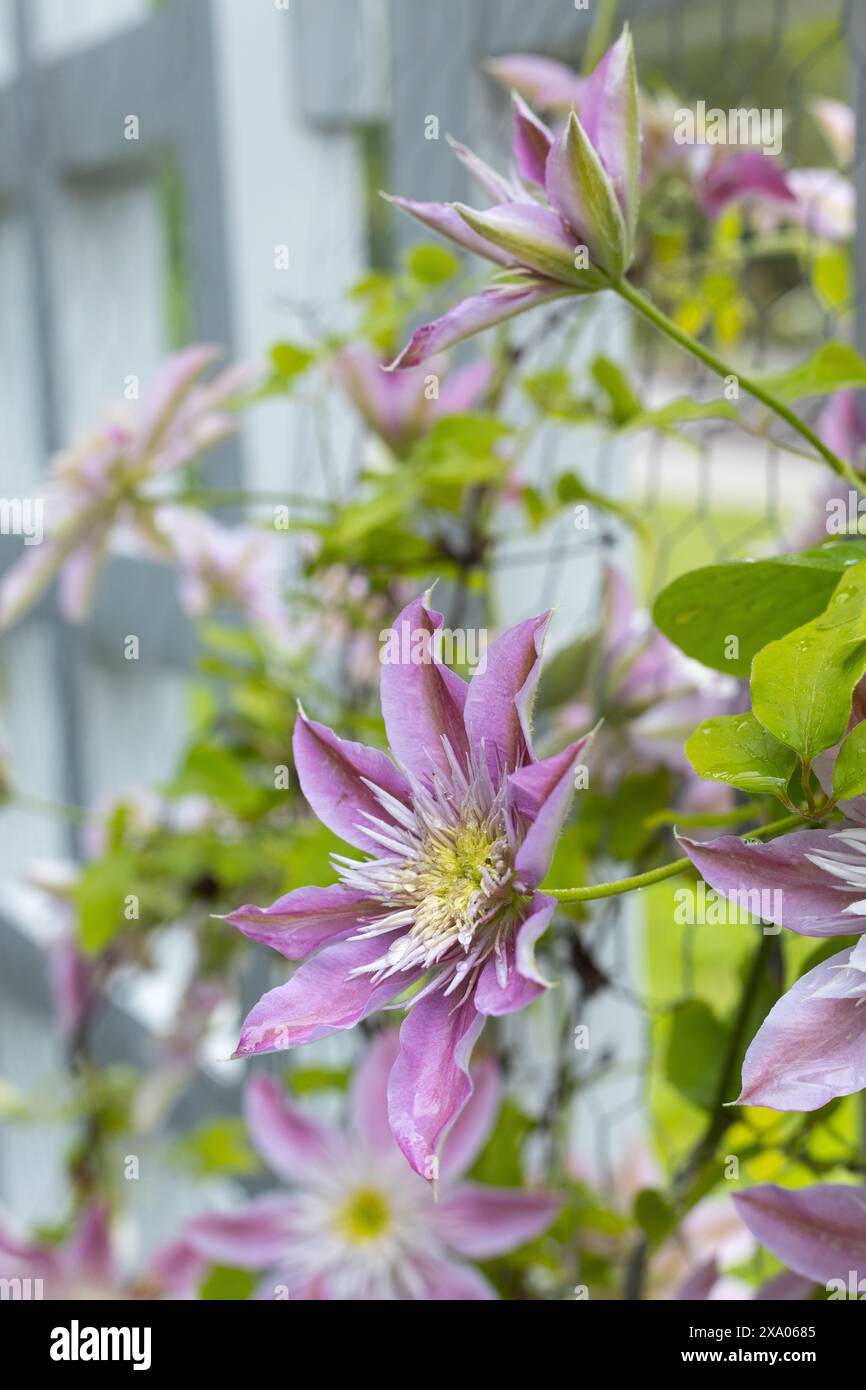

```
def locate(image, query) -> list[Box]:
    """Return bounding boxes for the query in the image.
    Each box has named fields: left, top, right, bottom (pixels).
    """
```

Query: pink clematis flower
left=332, top=346, right=493, bottom=455
left=0, top=1201, right=202, bottom=1300
left=734, top=1183, right=866, bottom=1290
left=227, top=592, right=591, bottom=1176
left=153, top=506, right=291, bottom=642
left=0, top=346, right=251, bottom=629
left=679, top=728, right=866, bottom=1110
left=184, top=1032, right=559, bottom=1300
left=384, top=28, right=640, bottom=367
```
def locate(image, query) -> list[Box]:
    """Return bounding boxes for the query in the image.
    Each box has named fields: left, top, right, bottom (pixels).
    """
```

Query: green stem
left=643, top=802, right=762, bottom=831
left=613, top=277, right=866, bottom=496
left=544, top=812, right=806, bottom=904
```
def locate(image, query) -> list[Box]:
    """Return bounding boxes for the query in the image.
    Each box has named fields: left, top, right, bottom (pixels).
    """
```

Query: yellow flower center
left=335, top=1188, right=392, bottom=1243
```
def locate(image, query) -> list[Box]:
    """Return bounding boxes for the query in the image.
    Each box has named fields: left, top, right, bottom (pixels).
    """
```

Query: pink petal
left=66, top=1202, right=114, bottom=1286
left=578, top=27, right=640, bottom=236
left=293, top=709, right=411, bottom=853
left=234, top=936, right=416, bottom=1058
left=699, top=152, right=796, bottom=218
left=57, top=535, right=108, bottom=622
left=226, top=883, right=374, bottom=961
left=387, top=993, right=485, bottom=1178
left=379, top=593, right=469, bottom=783
left=511, top=93, right=553, bottom=184
left=446, top=138, right=516, bottom=204
left=463, top=611, right=551, bottom=778
left=510, top=738, right=593, bottom=888
left=454, top=201, right=601, bottom=285
left=475, top=895, right=556, bottom=1016
left=431, top=358, right=495, bottom=420
left=438, top=1052, right=500, bottom=1180
left=433, top=1183, right=560, bottom=1258
left=485, top=54, right=586, bottom=111
left=183, top=1194, right=303, bottom=1269
left=382, top=194, right=516, bottom=266
left=350, top=1029, right=402, bottom=1157
left=737, top=944, right=866, bottom=1109
left=734, top=1183, right=866, bottom=1284
left=678, top=826, right=866, bottom=937
left=245, top=1076, right=343, bottom=1186
left=387, top=277, right=573, bottom=369
left=132, top=344, right=221, bottom=460
left=412, top=1254, right=497, bottom=1300
left=673, top=1257, right=719, bottom=1300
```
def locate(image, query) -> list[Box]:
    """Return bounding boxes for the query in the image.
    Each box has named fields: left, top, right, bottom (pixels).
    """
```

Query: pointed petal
left=67, top=1202, right=114, bottom=1286
left=485, top=54, right=586, bottom=112
left=673, top=1257, right=719, bottom=1300
left=544, top=111, right=629, bottom=275
left=245, top=1076, right=343, bottom=1185
left=379, top=593, right=469, bottom=782
left=57, top=535, right=108, bottom=622
left=438, top=1052, right=500, bottom=1180
left=387, top=276, right=574, bottom=368
left=754, top=1268, right=816, bottom=1300
left=382, top=193, right=516, bottom=266
left=432, top=358, right=495, bottom=419
left=455, top=201, right=607, bottom=286
left=734, top=1183, right=866, bottom=1284
left=182, top=1194, right=303, bottom=1269
left=433, top=1183, right=560, bottom=1257
left=388, top=993, right=485, bottom=1178
left=226, top=883, right=373, bottom=961
left=678, top=827, right=866, bottom=937
left=350, top=1029, right=401, bottom=1157
left=511, top=94, right=553, bottom=185
left=578, top=27, right=641, bottom=242
left=463, top=612, right=551, bottom=778
left=234, top=936, right=415, bottom=1058
left=510, top=738, right=593, bottom=888
left=293, top=710, right=410, bottom=853
left=133, top=344, right=221, bottom=460
left=699, top=152, right=796, bottom=218
left=475, top=895, right=556, bottom=1016
left=737, top=944, right=866, bottom=1109
left=446, top=136, right=516, bottom=204
left=413, top=1254, right=497, bottom=1299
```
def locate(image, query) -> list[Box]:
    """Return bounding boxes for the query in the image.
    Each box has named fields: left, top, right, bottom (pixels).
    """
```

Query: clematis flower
left=734, top=1183, right=866, bottom=1289
left=153, top=506, right=291, bottom=642
left=184, top=1032, right=559, bottom=1300
left=0, top=346, right=252, bottom=630
left=332, top=346, right=493, bottom=455
left=227, top=592, right=590, bottom=1176
left=384, top=28, right=640, bottom=367
left=0, top=1201, right=202, bottom=1300
left=679, top=813, right=866, bottom=1109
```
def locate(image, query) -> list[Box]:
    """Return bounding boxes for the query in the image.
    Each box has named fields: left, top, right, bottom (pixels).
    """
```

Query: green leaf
left=199, top=1266, right=257, bottom=1301
left=632, top=1188, right=678, bottom=1246
left=812, top=248, right=850, bottom=313
left=270, top=341, right=315, bottom=380
left=591, top=355, right=641, bottom=424
left=685, top=713, right=798, bottom=798
left=173, top=1119, right=261, bottom=1177
left=652, top=540, right=866, bottom=676
left=666, top=999, right=727, bottom=1110
left=752, top=559, right=866, bottom=759
left=406, top=243, right=460, bottom=285
left=74, top=854, right=141, bottom=955
left=832, top=719, right=866, bottom=800
left=625, top=397, right=740, bottom=432
left=559, top=110, right=629, bottom=277
left=753, top=342, right=866, bottom=404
